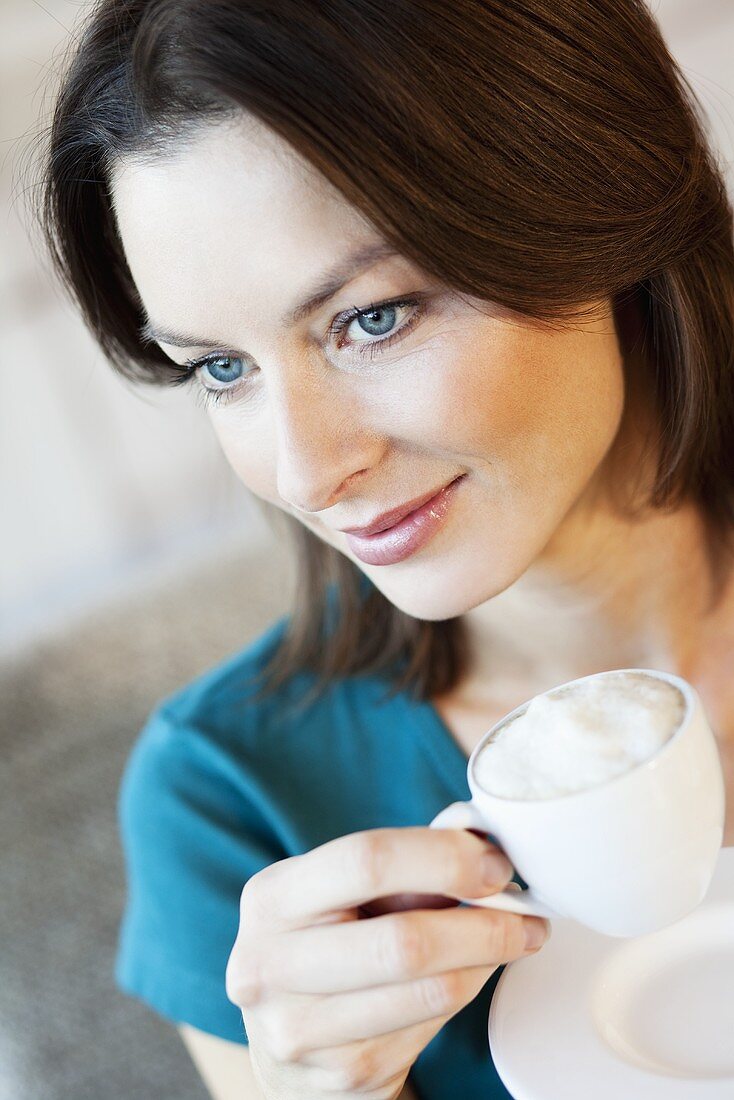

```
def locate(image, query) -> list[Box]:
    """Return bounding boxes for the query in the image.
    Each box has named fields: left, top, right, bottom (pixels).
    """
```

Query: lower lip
left=344, top=476, right=465, bottom=566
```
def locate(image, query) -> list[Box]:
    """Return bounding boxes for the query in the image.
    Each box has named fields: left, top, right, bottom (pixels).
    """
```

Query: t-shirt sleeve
left=114, top=704, right=287, bottom=1044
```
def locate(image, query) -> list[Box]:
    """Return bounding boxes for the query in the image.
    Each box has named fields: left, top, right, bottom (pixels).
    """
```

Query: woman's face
left=111, top=113, right=626, bottom=621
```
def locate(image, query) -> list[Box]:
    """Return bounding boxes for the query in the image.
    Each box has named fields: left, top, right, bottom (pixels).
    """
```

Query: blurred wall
left=2, top=0, right=733, bottom=659
left=1, top=0, right=270, bottom=659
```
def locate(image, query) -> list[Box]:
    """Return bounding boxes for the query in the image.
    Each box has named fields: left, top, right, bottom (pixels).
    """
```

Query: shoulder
left=127, top=610, right=309, bottom=752
left=117, top=606, right=413, bottom=869
left=135, top=603, right=396, bottom=767
left=114, top=618, right=303, bottom=1039
left=114, top=611, right=403, bottom=1043
left=117, top=611, right=384, bottom=838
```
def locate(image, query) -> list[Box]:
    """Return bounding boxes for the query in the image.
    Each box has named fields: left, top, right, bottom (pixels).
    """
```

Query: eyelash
left=166, top=293, right=428, bottom=409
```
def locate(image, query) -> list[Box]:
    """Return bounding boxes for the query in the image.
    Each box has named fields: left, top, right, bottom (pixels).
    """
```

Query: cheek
left=207, top=406, right=278, bottom=499
left=410, top=331, right=557, bottom=471
left=440, top=326, right=625, bottom=488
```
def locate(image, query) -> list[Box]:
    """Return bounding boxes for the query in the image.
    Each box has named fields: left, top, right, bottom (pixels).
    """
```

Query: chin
left=364, top=569, right=509, bottom=622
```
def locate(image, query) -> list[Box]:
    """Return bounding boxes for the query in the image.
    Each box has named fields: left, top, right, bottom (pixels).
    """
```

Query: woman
left=42, top=1, right=734, bottom=1097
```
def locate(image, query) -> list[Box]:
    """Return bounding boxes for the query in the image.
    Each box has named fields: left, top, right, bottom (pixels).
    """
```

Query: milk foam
left=473, top=672, right=685, bottom=800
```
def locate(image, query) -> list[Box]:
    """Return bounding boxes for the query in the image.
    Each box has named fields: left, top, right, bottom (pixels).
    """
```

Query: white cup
left=429, top=669, right=726, bottom=936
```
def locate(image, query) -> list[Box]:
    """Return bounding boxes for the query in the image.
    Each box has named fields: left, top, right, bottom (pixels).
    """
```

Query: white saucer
left=488, top=846, right=734, bottom=1099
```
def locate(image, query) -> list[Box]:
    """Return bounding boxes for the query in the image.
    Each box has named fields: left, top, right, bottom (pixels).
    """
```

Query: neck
left=463, top=495, right=723, bottom=690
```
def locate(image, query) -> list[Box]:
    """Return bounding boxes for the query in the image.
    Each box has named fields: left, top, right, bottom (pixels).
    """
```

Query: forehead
left=109, top=113, right=378, bottom=328
left=111, top=110, right=367, bottom=234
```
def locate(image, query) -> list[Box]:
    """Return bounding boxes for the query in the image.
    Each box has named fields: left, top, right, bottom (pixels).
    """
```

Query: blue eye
left=202, top=356, right=246, bottom=385
left=328, top=294, right=427, bottom=359
left=180, top=355, right=251, bottom=410
left=352, top=304, right=399, bottom=338
left=180, top=292, right=429, bottom=410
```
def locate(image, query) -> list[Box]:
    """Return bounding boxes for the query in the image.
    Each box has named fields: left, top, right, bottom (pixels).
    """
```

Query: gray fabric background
left=1, top=539, right=293, bottom=1100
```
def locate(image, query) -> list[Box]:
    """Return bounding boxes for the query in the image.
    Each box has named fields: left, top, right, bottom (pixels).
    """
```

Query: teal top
left=114, top=612, right=517, bottom=1099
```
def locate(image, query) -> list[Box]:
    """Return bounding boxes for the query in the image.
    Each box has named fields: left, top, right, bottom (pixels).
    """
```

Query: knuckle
left=351, top=830, right=390, bottom=895
left=382, top=916, right=429, bottom=978
left=509, top=914, right=530, bottom=957
left=417, top=971, right=462, bottom=1017
left=238, top=872, right=263, bottom=922
left=439, top=830, right=468, bottom=896
left=239, top=863, right=279, bottom=921
left=226, top=937, right=267, bottom=1007
left=225, top=947, right=262, bottom=1007
left=327, top=1046, right=379, bottom=1092
left=488, top=912, right=523, bottom=960
left=238, top=860, right=295, bottom=937
left=262, top=1008, right=307, bottom=1063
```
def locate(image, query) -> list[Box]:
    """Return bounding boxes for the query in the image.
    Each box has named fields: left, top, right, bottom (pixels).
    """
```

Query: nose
left=270, top=363, right=383, bottom=516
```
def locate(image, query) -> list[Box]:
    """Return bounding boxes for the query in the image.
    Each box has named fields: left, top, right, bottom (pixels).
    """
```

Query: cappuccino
left=473, top=671, right=685, bottom=801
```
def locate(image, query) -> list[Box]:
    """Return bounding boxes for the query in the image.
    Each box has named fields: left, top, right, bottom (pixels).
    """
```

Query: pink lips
left=344, top=475, right=465, bottom=566
left=340, top=480, right=459, bottom=537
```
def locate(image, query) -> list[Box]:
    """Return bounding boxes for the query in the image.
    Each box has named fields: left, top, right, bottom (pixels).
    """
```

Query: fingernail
left=481, top=849, right=513, bottom=886
left=524, top=918, right=551, bottom=951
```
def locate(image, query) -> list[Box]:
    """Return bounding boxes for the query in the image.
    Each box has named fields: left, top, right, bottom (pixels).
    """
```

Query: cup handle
left=429, top=800, right=558, bottom=919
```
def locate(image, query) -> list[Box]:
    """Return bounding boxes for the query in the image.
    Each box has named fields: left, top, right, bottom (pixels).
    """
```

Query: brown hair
left=41, top=0, right=734, bottom=710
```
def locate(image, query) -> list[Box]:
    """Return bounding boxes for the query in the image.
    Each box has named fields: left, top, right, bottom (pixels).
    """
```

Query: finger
left=259, top=905, right=546, bottom=994
left=242, top=827, right=514, bottom=929
left=298, top=1015, right=449, bottom=1092
left=266, top=964, right=495, bottom=1058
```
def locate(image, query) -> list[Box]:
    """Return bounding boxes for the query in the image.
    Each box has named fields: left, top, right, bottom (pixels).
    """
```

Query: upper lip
left=337, top=476, right=462, bottom=537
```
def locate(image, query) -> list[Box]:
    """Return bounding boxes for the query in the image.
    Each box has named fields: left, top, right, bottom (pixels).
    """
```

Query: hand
left=226, top=827, right=550, bottom=1100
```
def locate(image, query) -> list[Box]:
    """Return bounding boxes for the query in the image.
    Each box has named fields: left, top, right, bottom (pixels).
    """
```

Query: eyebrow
left=139, top=240, right=400, bottom=349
